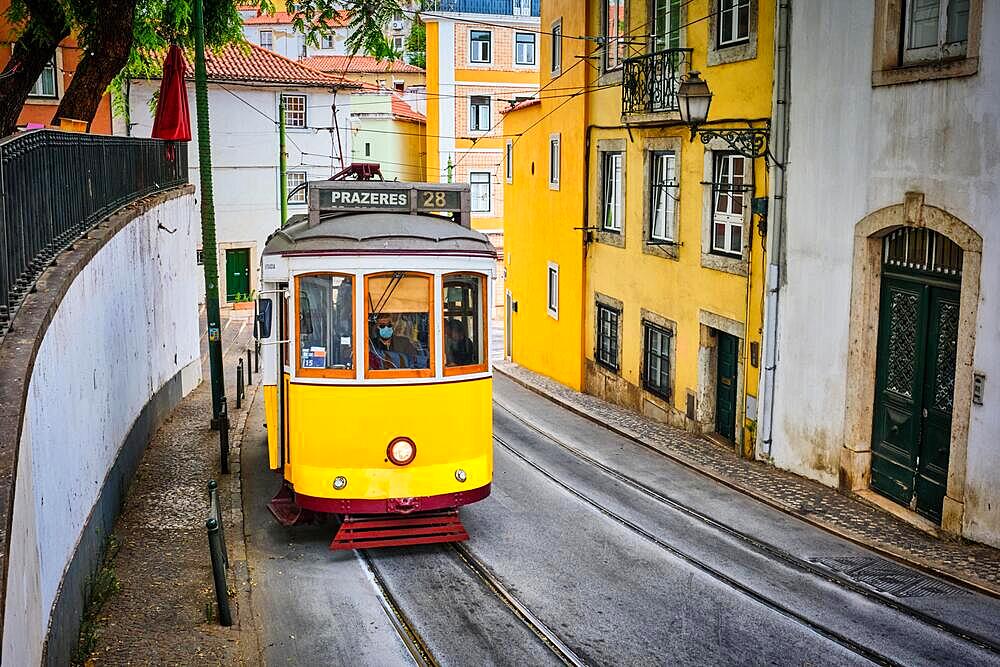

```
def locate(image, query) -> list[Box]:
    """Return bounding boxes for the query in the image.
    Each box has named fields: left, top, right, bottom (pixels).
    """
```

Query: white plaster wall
left=771, top=1, right=1000, bottom=544
left=1, top=193, right=201, bottom=664
left=124, top=81, right=352, bottom=289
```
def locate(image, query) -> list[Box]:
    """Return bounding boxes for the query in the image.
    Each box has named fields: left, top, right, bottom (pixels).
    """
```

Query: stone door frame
left=842, top=193, right=982, bottom=536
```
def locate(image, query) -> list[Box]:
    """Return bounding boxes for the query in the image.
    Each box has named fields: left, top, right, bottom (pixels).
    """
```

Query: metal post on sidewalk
left=255, top=340, right=260, bottom=374
left=219, top=400, right=230, bottom=474
left=236, top=359, right=244, bottom=409
left=246, top=348, right=253, bottom=384
left=206, top=518, right=232, bottom=626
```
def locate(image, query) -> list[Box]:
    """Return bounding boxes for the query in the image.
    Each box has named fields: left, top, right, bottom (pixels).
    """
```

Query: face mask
left=378, top=325, right=393, bottom=340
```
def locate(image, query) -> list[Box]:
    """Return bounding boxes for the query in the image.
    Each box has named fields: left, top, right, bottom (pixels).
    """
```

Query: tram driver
left=370, top=313, right=418, bottom=369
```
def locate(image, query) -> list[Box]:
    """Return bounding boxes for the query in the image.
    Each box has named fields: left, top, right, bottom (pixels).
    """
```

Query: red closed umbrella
left=151, top=44, right=191, bottom=141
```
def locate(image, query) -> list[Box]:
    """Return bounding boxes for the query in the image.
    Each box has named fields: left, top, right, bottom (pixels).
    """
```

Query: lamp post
left=676, top=70, right=771, bottom=160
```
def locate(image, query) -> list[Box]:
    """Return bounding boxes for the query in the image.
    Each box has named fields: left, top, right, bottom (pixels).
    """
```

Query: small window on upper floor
left=321, top=35, right=335, bottom=49
left=903, top=0, right=969, bottom=64
left=259, top=30, right=273, bottom=50
left=29, top=58, right=58, bottom=98
left=718, top=0, right=751, bottom=47
left=872, top=0, right=980, bottom=85
left=549, top=134, right=560, bottom=190
left=281, top=94, right=307, bottom=128
left=470, top=30, right=492, bottom=63
left=604, top=0, right=626, bottom=71
left=551, top=19, right=563, bottom=75
left=470, top=172, right=491, bottom=213
left=470, top=95, right=491, bottom=132
left=286, top=170, right=307, bottom=204
left=711, top=152, right=747, bottom=257
left=515, top=32, right=536, bottom=65
left=651, top=0, right=681, bottom=52
left=505, top=140, right=513, bottom=183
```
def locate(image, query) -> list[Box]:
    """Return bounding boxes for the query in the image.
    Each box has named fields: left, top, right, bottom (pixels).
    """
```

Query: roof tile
left=299, top=55, right=425, bottom=74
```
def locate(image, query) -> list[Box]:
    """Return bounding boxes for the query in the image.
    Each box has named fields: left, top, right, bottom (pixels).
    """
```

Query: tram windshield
left=367, top=273, right=432, bottom=372
left=298, top=274, right=354, bottom=372
left=443, top=274, right=485, bottom=370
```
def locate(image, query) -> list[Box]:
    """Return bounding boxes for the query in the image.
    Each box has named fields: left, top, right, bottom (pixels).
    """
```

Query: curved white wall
left=2, top=191, right=201, bottom=665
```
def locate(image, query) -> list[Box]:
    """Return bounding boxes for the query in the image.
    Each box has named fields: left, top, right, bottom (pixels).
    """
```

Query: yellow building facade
left=505, top=0, right=774, bottom=455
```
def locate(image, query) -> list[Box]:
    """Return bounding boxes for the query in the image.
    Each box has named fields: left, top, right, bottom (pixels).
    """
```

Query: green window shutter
left=669, top=0, right=681, bottom=49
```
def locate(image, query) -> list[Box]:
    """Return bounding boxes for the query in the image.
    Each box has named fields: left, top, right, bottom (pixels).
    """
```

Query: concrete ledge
left=0, top=184, right=195, bottom=657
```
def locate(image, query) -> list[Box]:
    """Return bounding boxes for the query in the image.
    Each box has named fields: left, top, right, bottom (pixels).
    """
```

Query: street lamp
left=677, top=70, right=771, bottom=160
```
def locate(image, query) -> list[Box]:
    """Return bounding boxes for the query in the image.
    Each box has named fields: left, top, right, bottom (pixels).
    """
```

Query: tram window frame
left=294, top=273, right=356, bottom=379
left=442, top=272, right=488, bottom=376
left=364, top=272, right=436, bottom=380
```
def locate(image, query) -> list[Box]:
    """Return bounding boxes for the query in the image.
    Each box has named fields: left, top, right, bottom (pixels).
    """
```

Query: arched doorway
left=871, top=228, right=962, bottom=522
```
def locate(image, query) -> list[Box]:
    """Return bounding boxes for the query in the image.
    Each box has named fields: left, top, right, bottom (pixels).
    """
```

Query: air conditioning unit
left=391, top=20, right=405, bottom=31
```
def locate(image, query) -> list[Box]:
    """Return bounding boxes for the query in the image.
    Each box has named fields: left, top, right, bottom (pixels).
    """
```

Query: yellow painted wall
left=582, top=0, right=774, bottom=452
left=425, top=20, right=441, bottom=182
left=501, top=0, right=590, bottom=390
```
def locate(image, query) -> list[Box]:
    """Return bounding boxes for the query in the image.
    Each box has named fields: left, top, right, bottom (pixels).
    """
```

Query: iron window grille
left=470, top=30, right=492, bottom=63
left=281, top=94, right=307, bottom=128
left=470, top=172, right=491, bottom=212
left=515, top=32, right=536, bottom=65
left=596, top=304, right=621, bottom=371
left=286, top=171, right=307, bottom=204
left=883, top=227, right=963, bottom=278
left=470, top=95, right=491, bottom=132
left=711, top=152, right=748, bottom=256
left=601, top=151, right=624, bottom=232
left=648, top=151, right=678, bottom=243
left=621, top=48, right=692, bottom=115
left=642, top=322, right=672, bottom=399
left=718, top=0, right=751, bottom=47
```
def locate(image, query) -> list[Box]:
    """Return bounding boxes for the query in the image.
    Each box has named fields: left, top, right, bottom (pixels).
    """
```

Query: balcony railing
left=622, top=48, right=694, bottom=116
left=0, top=130, right=188, bottom=335
left=423, top=0, right=540, bottom=17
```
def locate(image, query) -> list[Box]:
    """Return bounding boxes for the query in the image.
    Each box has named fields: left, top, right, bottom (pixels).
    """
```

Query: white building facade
left=761, top=1, right=1000, bottom=547
left=118, top=44, right=357, bottom=303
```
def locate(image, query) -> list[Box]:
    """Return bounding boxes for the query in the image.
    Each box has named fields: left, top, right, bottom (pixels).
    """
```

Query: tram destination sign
left=315, top=184, right=465, bottom=214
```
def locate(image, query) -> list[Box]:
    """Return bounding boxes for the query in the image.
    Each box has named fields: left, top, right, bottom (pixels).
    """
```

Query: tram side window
left=368, top=273, right=432, bottom=373
left=443, top=274, right=485, bottom=372
left=298, top=274, right=354, bottom=372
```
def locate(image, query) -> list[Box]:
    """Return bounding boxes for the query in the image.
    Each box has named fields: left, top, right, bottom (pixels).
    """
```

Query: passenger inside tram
left=369, top=313, right=421, bottom=369
left=367, top=273, right=431, bottom=371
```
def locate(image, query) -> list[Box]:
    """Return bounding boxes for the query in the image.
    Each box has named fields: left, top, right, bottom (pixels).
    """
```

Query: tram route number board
left=318, top=187, right=462, bottom=213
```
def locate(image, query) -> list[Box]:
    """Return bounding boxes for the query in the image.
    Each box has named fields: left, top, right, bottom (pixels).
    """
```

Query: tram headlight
left=387, top=437, right=416, bottom=466
left=455, top=469, right=467, bottom=483
left=333, top=476, right=348, bottom=490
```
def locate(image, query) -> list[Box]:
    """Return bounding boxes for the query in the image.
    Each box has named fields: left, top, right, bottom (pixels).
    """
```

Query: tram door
left=871, top=228, right=962, bottom=523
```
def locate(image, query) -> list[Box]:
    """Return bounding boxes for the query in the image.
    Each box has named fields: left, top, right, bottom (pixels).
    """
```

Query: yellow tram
left=257, top=179, right=496, bottom=549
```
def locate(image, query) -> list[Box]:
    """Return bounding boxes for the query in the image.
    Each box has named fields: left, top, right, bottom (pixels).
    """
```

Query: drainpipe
left=758, top=0, right=792, bottom=458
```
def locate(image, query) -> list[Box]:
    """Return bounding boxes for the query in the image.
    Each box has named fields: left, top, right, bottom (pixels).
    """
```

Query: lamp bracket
left=691, top=120, right=771, bottom=160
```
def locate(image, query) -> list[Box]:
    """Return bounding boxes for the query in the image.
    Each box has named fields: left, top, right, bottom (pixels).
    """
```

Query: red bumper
left=295, top=482, right=491, bottom=515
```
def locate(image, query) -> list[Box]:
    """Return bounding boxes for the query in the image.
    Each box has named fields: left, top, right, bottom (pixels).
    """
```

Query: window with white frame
left=596, top=303, right=620, bottom=371
left=393, top=35, right=405, bottom=53
left=281, top=94, right=306, bottom=128
left=903, top=0, right=969, bottom=64
left=551, top=19, right=563, bottom=74
left=470, top=30, right=492, bottom=63
left=604, top=0, right=626, bottom=70
left=469, top=95, right=491, bottom=132
left=470, top=172, right=491, bottom=212
left=321, top=35, right=335, bottom=49
left=711, top=152, right=747, bottom=256
left=259, top=30, right=273, bottom=50
left=547, top=262, right=559, bottom=318
left=652, top=0, right=681, bottom=52
left=29, top=58, right=57, bottom=98
left=601, top=151, right=624, bottom=232
left=513, top=0, right=531, bottom=16
left=649, top=151, right=677, bottom=242
left=286, top=171, right=307, bottom=204
left=549, top=134, right=560, bottom=189
left=505, top=140, right=513, bottom=183
left=642, top=322, right=672, bottom=399
left=718, top=0, right=751, bottom=47
left=515, top=32, right=536, bottom=65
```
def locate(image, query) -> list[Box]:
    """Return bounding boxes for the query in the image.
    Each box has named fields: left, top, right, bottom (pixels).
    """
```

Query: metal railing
left=621, top=48, right=694, bottom=116
left=423, top=0, right=540, bottom=17
left=0, top=130, right=188, bottom=336
left=206, top=480, right=232, bottom=626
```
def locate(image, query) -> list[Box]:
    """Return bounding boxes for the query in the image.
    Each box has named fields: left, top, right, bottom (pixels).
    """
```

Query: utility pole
left=279, top=98, right=288, bottom=226
left=446, top=156, right=453, bottom=183
left=193, top=0, right=226, bottom=427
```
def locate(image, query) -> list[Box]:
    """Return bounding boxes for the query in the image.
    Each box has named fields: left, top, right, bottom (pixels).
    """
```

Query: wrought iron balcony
left=423, top=0, right=540, bottom=16
left=622, top=48, right=693, bottom=116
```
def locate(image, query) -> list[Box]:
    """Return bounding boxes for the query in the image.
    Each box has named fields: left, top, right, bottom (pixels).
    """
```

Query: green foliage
left=405, top=15, right=426, bottom=68
left=71, top=533, right=122, bottom=666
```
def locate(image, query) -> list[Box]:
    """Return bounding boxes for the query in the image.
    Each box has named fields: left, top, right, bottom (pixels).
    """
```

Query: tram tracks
left=494, top=398, right=1000, bottom=664
left=360, top=542, right=587, bottom=667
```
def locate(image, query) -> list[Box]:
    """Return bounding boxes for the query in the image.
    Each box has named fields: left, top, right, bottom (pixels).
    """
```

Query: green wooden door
left=226, top=249, right=250, bottom=301
left=715, top=332, right=738, bottom=441
left=872, top=276, right=959, bottom=522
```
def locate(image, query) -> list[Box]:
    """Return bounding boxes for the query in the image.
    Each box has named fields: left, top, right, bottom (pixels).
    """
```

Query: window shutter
left=669, top=0, right=681, bottom=49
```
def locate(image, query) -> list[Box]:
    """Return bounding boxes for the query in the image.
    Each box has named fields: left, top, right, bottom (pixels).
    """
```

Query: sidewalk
left=494, top=360, right=1000, bottom=598
left=85, top=310, right=261, bottom=665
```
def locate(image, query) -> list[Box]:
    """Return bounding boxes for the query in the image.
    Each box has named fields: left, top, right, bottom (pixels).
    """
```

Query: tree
left=404, top=15, right=425, bottom=69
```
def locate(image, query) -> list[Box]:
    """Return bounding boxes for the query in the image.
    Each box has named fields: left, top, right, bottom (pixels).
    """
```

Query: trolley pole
left=193, top=0, right=226, bottom=427
left=279, top=99, right=288, bottom=227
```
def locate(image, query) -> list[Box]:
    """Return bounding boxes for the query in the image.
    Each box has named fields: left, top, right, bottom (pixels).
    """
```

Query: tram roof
left=262, top=212, right=497, bottom=257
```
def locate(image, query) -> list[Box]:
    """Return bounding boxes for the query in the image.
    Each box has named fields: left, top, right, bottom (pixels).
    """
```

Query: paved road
left=242, top=372, right=1000, bottom=666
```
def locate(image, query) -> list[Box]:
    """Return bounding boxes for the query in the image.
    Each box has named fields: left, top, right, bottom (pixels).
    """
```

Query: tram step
left=267, top=485, right=314, bottom=527
left=330, top=510, right=469, bottom=550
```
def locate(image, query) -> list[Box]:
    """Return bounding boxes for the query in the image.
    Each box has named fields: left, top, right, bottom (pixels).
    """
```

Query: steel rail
left=448, top=541, right=588, bottom=667
left=492, top=429, right=902, bottom=667
left=494, top=399, right=1000, bottom=657
left=357, top=550, right=439, bottom=667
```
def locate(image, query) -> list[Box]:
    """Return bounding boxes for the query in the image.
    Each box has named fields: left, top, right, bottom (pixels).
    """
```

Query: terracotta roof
left=177, top=42, right=360, bottom=87
left=390, top=94, right=425, bottom=123
left=501, top=97, right=540, bottom=114
left=244, top=10, right=351, bottom=26
left=299, top=55, right=425, bottom=74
